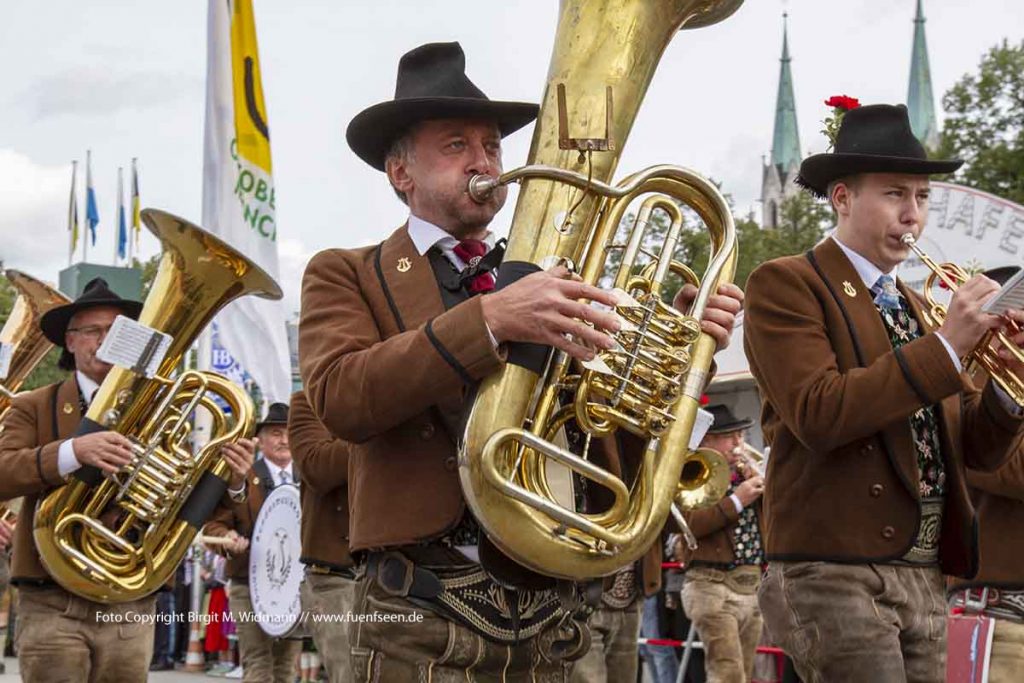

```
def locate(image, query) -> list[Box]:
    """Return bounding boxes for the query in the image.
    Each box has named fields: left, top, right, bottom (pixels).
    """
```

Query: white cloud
left=0, top=150, right=72, bottom=276
left=24, top=68, right=201, bottom=120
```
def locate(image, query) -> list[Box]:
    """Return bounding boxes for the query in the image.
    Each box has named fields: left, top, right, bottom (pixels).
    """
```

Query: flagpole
left=83, top=150, right=90, bottom=264
left=68, top=160, right=77, bottom=267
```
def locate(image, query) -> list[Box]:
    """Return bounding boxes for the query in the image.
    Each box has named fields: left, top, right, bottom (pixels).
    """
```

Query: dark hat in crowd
left=797, top=104, right=963, bottom=198
left=255, top=402, right=290, bottom=432
left=346, top=41, right=538, bottom=171
left=706, top=404, right=754, bottom=435
left=39, top=277, right=143, bottom=371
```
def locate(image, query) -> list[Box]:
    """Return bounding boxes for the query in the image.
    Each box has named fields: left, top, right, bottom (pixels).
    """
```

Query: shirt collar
left=407, top=214, right=494, bottom=256
left=76, top=371, right=100, bottom=405
left=263, top=458, right=293, bottom=484
left=830, top=235, right=897, bottom=289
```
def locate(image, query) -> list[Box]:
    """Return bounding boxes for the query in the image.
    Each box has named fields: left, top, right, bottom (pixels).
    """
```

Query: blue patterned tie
left=873, top=275, right=901, bottom=310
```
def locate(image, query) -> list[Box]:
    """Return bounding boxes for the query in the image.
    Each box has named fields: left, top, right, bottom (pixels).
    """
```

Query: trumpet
left=734, top=442, right=766, bottom=479
left=901, top=233, right=1024, bottom=405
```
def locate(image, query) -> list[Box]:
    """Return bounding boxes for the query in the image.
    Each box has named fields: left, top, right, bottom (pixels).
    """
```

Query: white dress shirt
left=264, top=459, right=295, bottom=488
left=408, top=214, right=499, bottom=347
left=57, top=371, right=100, bottom=477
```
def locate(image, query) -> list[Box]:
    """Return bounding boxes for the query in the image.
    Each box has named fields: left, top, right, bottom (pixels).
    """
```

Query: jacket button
left=420, top=423, right=436, bottom=440
left=881, top=526, right=895, bottom=539
left=870, top=484, right=884, bottom=497
left=861, top=444, right=876, bottom=455
left=444, top=456, right=457, bottom=471
left=336, top=505, right=343, bottom=512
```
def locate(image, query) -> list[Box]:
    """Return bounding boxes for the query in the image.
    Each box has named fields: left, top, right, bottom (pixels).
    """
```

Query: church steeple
left=770, top=13, right=802, bottom=175
left=762, top=13, right=802, bottom=229
left=908, top=0, right=939, bottom=149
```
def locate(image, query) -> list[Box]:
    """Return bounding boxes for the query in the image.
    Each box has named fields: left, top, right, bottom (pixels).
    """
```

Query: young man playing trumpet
left=676, top=404, right=765, bottom=683
left=744, top=103, right=1024, bottom=682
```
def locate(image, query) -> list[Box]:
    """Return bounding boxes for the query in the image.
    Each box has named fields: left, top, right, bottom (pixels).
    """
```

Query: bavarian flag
left=201, top=0, right=289, bottom=404
left=85, top=150, right=99, bottom=246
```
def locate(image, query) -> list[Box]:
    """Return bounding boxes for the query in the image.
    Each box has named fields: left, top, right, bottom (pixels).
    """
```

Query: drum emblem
left=265, top=527, right=292, bottom=589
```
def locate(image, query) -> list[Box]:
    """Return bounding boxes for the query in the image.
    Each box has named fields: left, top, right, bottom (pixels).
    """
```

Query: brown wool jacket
left=743, top=238, right=1023, bottom=578
left=203, top=458, right=275, bottom=580
left=288, top=390, right=352, bottom=570
left=299, top=224, right=503, bottom=551
left=681, top=493, right=764, bottom=568
left=0, top=376, right=82, bottom=581
left=950, top=448, right=1024, bottom=591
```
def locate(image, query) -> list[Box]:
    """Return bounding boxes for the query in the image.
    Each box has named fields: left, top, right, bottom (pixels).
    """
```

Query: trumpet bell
left=675, top=447, right=731, bottom=510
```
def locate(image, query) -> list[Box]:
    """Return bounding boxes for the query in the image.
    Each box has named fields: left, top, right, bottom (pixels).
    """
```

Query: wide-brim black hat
left=39, top=277, right=143, bottom=347
left=255, top=402, right=290, bottom=432
left=797, top=104, right=963, bottom=198
left=706, top=404, right=754, bottom=435
left=346, top=42, right=539, bottom=171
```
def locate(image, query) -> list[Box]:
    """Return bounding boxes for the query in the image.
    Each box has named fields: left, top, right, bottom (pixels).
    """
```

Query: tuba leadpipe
left=459, top=0, right=742, bottom=581
left=33, top=209, right=282, bottom=603
left=901, top=233, right=1024, bottom=405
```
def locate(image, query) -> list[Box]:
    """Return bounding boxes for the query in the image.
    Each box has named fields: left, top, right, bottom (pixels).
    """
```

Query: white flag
left=202, top=0, right=290, bottom=402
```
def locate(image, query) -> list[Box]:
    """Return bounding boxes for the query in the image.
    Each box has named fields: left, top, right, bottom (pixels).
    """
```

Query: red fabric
left=452, top=239, right=495, bottom=294
left=204, top=586, right=230, bottom=652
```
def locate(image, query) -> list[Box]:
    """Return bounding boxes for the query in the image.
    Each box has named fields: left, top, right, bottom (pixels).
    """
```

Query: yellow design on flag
left=230, top=0, right=272, bottom=174
left=131, top=158, right=141, bottom=244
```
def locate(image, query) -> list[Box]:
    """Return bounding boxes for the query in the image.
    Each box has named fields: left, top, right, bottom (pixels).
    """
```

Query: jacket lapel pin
left=63, top=402, right=74, bottom=414
left=843, top=281, right=857, bottom=298
left=396, top=257, right=411, bottom=273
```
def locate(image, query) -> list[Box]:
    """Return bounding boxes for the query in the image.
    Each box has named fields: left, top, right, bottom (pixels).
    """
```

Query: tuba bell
left=460, top=0, right=742, bottom=580
left=1, top=270, right=72, bottom=418
left=33, top=209, right=282, bottom=603
left=901, top=233, right=1024, bottom=406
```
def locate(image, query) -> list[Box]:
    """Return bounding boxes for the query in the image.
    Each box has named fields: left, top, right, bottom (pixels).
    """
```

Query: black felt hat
left=255, top=402, right=290, bottom=432
left=39, top=277, right=143, bottom=370
left=706, top=404, right=754, bottom=435
left=797, top=104, right=963, bottom=198
left=346, top=42, right=538, bottom=171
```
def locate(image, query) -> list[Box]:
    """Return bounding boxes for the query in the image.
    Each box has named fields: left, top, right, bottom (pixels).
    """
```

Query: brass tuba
left=901, top=233, right=1024, bottom=405
left=1, top=270, right=72, bottom=418
left=460, top=0, right=742, bottom=580
left=34, top=209, right=282, bottom=603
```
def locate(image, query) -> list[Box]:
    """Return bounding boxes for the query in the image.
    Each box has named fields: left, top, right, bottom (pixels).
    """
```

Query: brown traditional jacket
left=682, top=494, right=764, bottom=568
left=0, top=376, right=81, bottom=581
left=288, top=390, right=352, bottom=570
left=743, top=238, right=1023, bottom=578
left=203, top=458, right=274, bottom=580
left=950, top=450, right=1024, bottom=591
left=298, top=224, right=503, bottom=551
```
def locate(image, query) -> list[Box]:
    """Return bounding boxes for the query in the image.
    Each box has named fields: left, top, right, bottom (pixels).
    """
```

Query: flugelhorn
left=901, top=233, right=1024, bottom=405
left=459, top=0, right=742, bottom=581
left=1, top=270, right=72, bottom=418
left=34, top=209, right=282, bottom=603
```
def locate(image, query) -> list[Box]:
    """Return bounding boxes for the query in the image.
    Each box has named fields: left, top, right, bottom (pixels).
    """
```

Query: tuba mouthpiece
left=467, top=174, right=499, bottom=203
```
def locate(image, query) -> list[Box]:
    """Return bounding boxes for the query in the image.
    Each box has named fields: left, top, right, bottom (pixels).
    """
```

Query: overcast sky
left=1, top=0, right=1020, bottom=315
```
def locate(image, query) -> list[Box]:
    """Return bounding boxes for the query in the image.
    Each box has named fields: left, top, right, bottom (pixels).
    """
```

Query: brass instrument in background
left=34, top=209, right=282, bottom=603
left=0, top=270, right=72, bottom=417
left=901, top=233, right=1024, bottom=405
left=734, top=442, right=766, bottom=479
left=460, top=0, right=742, bottom=580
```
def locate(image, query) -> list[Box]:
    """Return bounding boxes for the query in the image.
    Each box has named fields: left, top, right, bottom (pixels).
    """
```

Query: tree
left=938, top=40, right=1024, bottom=204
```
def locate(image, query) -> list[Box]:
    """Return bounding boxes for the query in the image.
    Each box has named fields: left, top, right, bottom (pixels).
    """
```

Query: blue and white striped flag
left=85, top=150, right=99, bottom=246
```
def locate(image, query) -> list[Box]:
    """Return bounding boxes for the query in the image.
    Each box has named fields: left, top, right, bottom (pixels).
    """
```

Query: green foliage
left=938, top=40, right=1024, bottom=204
left=130, top=254, right=161, bottom=298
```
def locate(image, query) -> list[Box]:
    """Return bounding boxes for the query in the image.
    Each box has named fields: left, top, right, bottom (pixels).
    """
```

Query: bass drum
left=248, top=483, right=305, bottom=639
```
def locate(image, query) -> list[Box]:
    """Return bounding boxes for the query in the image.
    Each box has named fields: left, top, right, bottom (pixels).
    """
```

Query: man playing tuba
left=0, top=277, right=255, bottom=682
left=299, top=41, right=744, bottom=681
